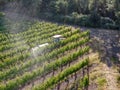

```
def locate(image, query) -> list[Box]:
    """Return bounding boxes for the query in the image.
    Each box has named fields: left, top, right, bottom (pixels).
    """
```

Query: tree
left=116, top=12, right=120, bottom=30
left=90, top=0, right=99, bottom=12
left=0, top=12, right=5, bottom=31
left=98, top=0, right=108, bottom=16
left=67, top=0, right=77, bottom=13
left=114, top=0, right=120, bottom=11
left=74, top=0, right=89, bottom=14
left=54, top=0, right=68, bottom=15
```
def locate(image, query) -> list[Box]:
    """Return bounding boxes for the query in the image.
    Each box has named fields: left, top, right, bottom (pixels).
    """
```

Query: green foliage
left=0, top=21, right=90, bottom=90
left=0, top=46, right=89, bottom=90
left=116, top=11, right=120, bottom=29
left=89, top=12, right=101, bottom=27
left=67, top=0, right=77, bottom=13
left=1, top=0, right=118, bottom=30
left=117, top=75, right=120, bottom=83
left=33, top=59, right=89, bottom=90
left=97, top=78, right=107, bottom=86
left=80, top=76, right=89, bottom=88
left=54, top=0, right=68, bottom=15
left=101, top=17, right=115, bottom=25
left=0, top=12, right=5, bottom=17
left=0, top=12, right=5, bottom=31
left=64, top=15, right=74, bottom=24
left=114, top=0, right=120, bottom=11
left=101, top=17, right=118, bottom=29
left=77, top=15, right=91, bottom=27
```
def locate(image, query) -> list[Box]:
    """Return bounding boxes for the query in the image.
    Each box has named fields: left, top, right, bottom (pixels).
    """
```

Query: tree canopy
left=0, top=0, right=120, bottom=30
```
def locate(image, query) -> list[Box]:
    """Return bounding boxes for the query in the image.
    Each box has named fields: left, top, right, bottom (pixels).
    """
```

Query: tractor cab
left=53, top=35, right=65, bottom=43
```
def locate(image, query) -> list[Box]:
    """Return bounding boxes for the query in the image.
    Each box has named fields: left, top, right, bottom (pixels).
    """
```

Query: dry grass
left=88, top=50, right=120, bottom=90
left=88, top=52, right=106, bottom=90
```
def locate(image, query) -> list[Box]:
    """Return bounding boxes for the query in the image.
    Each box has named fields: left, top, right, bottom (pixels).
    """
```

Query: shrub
left=69, top=12, right=80, bottom=24
left=89, top=12, right=101, bottom=27
left=77, top=15, right=91, bottom=27
left=0, top=12, right=5, bottom=31
left=101, top=17, right=119, bottom=29
left=64, top=15, right=74, bottom=24
left=97, top=78, right=106, bottom=86
left=104, top=23, right=118, bottom=29
left=115, top=12, right=120, bottom=30
left=54, top=14, right=65, bottom=22
left=101, top=17, right=115, bottom=25
left=0, top=12, right=5, bottom=25
left=117, top=76, right=120, bottom=84
left=0, top=12, right=5, bottom=17
left=79, top=76, right=89, bottom=89
left=65, top=13, right=91, bottom=27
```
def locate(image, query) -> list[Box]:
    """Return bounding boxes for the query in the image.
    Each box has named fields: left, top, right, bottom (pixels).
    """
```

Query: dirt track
left=80, top=28, right=120, bottom=66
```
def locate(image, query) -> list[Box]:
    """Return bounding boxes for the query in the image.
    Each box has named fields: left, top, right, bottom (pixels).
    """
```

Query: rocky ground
left=82, top=28, right=120, bottom=90
left=81, top=28, right=120, bottom=67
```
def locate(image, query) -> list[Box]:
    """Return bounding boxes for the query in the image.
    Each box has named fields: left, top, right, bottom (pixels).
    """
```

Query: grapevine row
left=0, top=46, right=89, bottom=90
left=0, top=31, right=89, bottom=70
left=0, top=37, right=89, bottom=81
left=32, top=59, right=89, bottom=90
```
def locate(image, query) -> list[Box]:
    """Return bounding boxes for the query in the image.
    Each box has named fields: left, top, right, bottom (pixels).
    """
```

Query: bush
left=101, top=17, right=115, bottom=25
left=0, top=12, right=5, bottom=24
left=38, top=11, right=119, bottom=30
left=0, top=12, right=5, bottom=31
left=89, top=12, right=101, bottom=27
left=77, top=15, right=91, bottom=27
left=97, top=78, right=107, bottom=86
left=0, top=12, right=5, bottom=17
left=64, top=15, right=74, bottom=24
left=65, top=13, right=92, bottom=27
left=44, top=12, right=54, bottom=20
left=71, top=12, right=79, bottom=24
left=101, top=17, right=118, bottom=29
left=115, top=12, right=120, bottom=30
left=54, top=14, right=65, bottom=22
left=80, top=76, right=89, bottom=89
left=104, top=23, right=118, bottom=29
left=116, top=12, right=120, bottom=19
left=117, top=76, right=120, bottom=83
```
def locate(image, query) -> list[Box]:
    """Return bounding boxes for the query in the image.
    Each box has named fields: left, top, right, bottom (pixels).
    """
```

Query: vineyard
left=0, top=21, right=91, bottom=90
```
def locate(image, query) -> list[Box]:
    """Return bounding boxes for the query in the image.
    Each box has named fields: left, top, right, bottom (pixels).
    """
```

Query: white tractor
left=31, top=43, right=49, bottom=57
left=53, top=35, right=65, bottom=43
left=31, top=35, right=65, bottom=57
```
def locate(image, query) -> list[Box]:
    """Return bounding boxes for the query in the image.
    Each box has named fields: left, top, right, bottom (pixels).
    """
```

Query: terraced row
left=0, top=21, right=90, bottom=90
